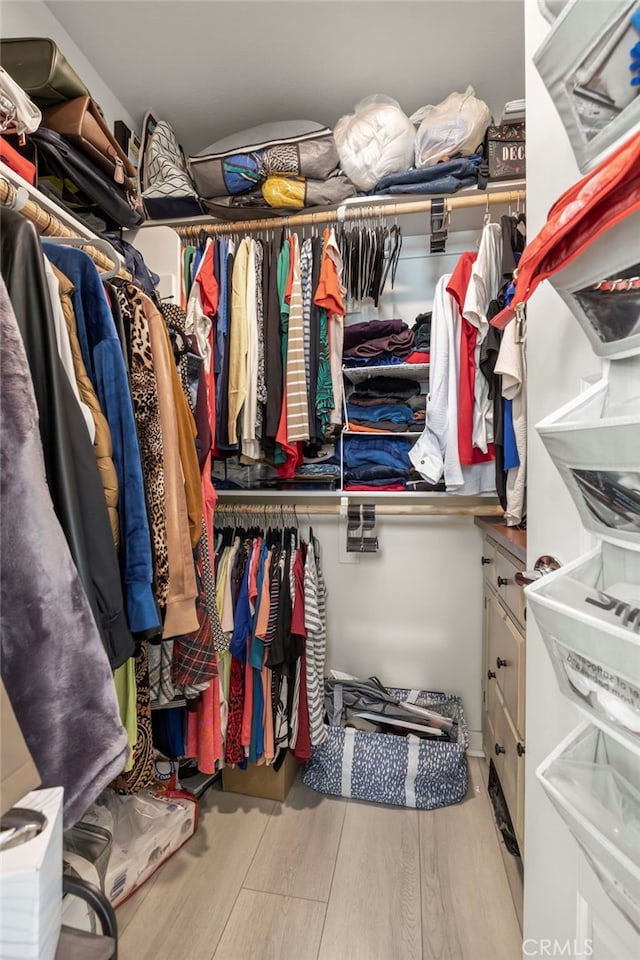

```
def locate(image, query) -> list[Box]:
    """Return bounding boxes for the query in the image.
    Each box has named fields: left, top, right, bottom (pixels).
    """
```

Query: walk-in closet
left=1, top=3, right=639, bottom=959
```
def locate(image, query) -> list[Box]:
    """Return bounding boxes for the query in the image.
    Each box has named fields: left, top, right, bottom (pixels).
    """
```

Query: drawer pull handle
left=517, top=742, right=526, bottom=757
left=481, top=556, right=493, bottom=566
left=494, top=743, right=506, bottom=756
left=497, top=576, right=511, bottom=587
left=515, top=555, right=562, bottom=587
left=487, top=669, right=496, bottom=680
left=496, top=657, right=508, bottom=669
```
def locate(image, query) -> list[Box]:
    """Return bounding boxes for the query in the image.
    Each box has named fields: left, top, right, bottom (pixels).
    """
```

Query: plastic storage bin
left=536, top=377, right=640, bottom=550
left=534, top=0, right=640, bottom=172
left=527, top=542, right=640, bottom=746
left=537, top=722, right=640, bottom=929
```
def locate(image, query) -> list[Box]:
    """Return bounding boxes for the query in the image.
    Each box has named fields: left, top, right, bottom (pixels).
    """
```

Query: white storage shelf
left=537, top=722, right=640, bottom=932
left=527, top=541, right=640, bottom=749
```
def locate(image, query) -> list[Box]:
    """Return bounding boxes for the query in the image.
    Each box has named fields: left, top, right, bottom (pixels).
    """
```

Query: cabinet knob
left=517, top=742, right=526, bottom=757
left=494, top=743, right=506, bottom=756
left=497, top=576, right=511, bottom=587
left=481, top=556, right=493, bottom=566
left=487, top=669, right=496, bottom=680
left=496, top=657, right=508, bottom=669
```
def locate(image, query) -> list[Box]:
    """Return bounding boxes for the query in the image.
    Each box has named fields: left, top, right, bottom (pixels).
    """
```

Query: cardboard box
left=222, top=751, right=299, bottom=802
left=487, top=121, right=526, bottom=180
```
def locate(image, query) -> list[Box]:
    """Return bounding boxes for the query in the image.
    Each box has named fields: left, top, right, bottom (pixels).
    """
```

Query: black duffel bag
left=30, top=127, right=144, bottom=229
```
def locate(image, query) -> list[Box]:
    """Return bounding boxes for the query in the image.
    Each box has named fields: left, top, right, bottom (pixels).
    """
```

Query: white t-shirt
left=463, top=222, right=503, bottom=453
left=495, top=317, right=526, bottom=525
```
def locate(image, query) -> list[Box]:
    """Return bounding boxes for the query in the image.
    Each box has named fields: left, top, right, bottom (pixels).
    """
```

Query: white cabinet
left=477, top=519, right=526, bottom=926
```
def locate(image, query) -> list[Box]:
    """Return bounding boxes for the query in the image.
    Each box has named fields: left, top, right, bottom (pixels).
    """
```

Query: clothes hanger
left=43, top=235, right=122, bottom=282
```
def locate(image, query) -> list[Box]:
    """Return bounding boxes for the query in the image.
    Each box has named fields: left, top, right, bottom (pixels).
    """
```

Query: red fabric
left=275, top=390, right=302, bottom=478
left=472, top=442, right=495, bottom=464
left=344, top=483, right=406, bottom=491
left=196, top=242, right=219, bottom=318
left=0, top=137, right=36, bottom=184
left=293, top=655, right=312, bottom=763
left=405, top=351, right=430, bottom=364
left=447, top=253, right=477, bottom=466
left=492, top=130, right=640, bottom=329
left=225, top=658, right=245, bottom=765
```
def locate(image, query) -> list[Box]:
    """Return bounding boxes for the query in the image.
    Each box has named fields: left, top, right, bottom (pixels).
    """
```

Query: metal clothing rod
left=0, top=176, right=132, bottom=281
left=176, top=188, right=526, bottom=239
left=215, top=502, right=503, bottom=518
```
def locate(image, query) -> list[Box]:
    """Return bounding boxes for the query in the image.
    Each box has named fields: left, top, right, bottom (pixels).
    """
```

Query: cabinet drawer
left=492, top=695, right=519, bottom=836
left=488, top=595, right=525, bottom=734
left=494, top=548, right=525, bottom=628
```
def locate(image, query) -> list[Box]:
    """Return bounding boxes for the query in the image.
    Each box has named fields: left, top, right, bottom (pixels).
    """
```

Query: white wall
left=0, top=0, right=135, bottom=132
left=315, top=513, right=485, bottom=745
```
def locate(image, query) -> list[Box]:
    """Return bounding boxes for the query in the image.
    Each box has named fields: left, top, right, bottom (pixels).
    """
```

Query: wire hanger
left=42, top=235, right=122, bottom=281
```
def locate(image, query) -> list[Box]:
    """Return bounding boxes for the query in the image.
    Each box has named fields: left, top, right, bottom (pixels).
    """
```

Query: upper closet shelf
left=143, top=178, right=526, bottom=238
left=343, top=363, right=429, bottom=383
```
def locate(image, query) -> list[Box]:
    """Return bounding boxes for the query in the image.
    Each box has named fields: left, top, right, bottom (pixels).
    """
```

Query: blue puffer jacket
left=43, top=244, right=160, bottom=639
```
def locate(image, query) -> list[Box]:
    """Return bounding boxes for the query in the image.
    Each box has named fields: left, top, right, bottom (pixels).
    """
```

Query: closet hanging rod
left=0, top=177, right=132, bottom=282
left=215, top=502, right=503, bottom=518
left=174, top=188, right=526, bottom=239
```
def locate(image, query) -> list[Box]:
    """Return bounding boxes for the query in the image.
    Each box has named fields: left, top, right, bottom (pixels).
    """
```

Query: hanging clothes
left=0, top=210, right=133, bottom=668
left=461, top=222, right=503, bottom=455
left=0, top=276, right=129, bottom=828
left=43, top=242, right=161, bottom=641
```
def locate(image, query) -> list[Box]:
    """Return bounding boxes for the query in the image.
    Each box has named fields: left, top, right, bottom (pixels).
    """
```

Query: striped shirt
left=285, top=234, right=310, bottom=442
left=304, top=538, right=328, bottom=746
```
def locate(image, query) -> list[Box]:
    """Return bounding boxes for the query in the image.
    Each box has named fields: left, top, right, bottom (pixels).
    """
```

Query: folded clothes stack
left=405, top=311, right=431, bottom=364
left=342, top=437, right=413, bottom=490
left=343, top=318, right=414, bottom=368
left=347, top=375, right=426, bottom=434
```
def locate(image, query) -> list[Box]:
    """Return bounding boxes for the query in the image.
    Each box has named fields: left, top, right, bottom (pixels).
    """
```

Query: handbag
left=0, top=66, right=42, bottom=137
left=30, top=126, right=144, bottom=229
left=0, top=37, right=89, bottom=106
left=43, top=96, right=136, bottom=189
left=139, top=114, right=202, bottom=219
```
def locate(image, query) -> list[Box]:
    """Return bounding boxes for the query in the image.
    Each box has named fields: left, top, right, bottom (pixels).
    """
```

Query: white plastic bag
left=334, top=94, right=415, bottom=191
left=412, top=86, right=491, bottom=168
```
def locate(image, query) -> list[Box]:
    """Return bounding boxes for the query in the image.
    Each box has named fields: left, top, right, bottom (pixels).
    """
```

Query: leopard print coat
left=115, top=282, right=169, bottom=610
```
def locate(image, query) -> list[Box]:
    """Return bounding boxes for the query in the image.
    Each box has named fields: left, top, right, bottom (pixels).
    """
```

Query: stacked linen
left=343, top=436, right=413, bottom=491
left=346, top=375, right=423, bottom=434
left=405, top=311, right=431, bottom=364
left=342, top=317, right=414, bottom=368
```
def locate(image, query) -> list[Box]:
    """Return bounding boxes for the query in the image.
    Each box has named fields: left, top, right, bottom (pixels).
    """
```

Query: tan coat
left=52, top=265, right=120, bottom=550
left=145, top=296, right=200, bottom=639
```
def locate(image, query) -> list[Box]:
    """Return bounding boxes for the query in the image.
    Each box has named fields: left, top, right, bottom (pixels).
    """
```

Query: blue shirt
left=43, top=244, right=160, bottom=637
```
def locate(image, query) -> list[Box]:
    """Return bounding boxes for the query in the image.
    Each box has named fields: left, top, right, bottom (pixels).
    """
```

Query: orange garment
left=186, top=673, right=223, bottom=775
left=314, top=228, right=345, bottom=315
left=255, top=553, right=272, bottom=640
left=346, top=424, right=409, bottom=435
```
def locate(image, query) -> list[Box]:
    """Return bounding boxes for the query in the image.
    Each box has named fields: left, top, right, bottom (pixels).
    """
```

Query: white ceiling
left=44, top=0, right=525, bottom=156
